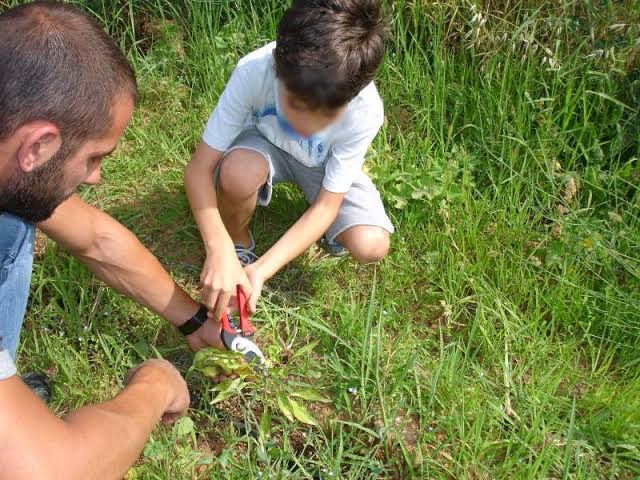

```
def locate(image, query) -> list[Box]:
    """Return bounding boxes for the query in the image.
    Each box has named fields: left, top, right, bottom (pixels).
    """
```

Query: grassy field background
left=3, top=0, right=639, bottom=478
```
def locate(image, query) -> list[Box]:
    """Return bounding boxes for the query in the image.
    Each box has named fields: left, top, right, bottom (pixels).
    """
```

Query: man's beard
left=0, top=149, right=72, bottom=223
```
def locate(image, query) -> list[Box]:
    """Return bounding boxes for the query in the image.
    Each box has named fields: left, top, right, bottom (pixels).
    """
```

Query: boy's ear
left=17, top=122, right=62, bottom=173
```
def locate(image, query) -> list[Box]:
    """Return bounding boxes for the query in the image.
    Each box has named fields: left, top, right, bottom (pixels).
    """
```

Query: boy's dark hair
left=275, top=0, right=387, bottom=111
left=0, top=1, right=137, bottom=152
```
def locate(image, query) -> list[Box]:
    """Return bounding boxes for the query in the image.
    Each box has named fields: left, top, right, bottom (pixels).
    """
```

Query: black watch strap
left=178, top=304, right=209, bottom=336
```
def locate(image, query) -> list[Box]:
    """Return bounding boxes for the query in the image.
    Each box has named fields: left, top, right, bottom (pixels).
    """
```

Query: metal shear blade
left=220, top=286, right=266, bottom=367
left=229, top=335, right=266, bottom=365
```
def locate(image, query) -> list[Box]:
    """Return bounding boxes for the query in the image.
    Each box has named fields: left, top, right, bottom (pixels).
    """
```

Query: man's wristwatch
left=177, top=304, right=209, bottom=336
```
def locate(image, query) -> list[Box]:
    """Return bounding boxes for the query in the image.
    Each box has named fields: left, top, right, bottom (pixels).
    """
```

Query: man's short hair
left=274, top=0, right=387, bottom=111
left=0, top=1, right=137, bottom=151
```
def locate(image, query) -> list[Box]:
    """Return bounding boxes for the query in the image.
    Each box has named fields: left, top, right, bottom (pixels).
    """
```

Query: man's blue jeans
left=0, top=213, right=35, bottom=360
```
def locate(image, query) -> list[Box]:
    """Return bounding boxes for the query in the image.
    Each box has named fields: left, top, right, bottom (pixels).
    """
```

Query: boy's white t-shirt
left=202, top=42, right=384, bottom=194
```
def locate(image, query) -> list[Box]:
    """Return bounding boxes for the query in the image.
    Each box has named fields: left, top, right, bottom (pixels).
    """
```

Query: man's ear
left=17, top=122, right=62, bottom=173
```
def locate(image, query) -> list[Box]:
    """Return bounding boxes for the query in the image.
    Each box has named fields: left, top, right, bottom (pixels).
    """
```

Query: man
left=0, top=3, right=233, bottom=478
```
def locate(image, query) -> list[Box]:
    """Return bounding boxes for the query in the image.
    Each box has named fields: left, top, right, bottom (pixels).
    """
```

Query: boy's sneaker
left=235, top=232, right=258, bottom=266
left=319, top=236, right=348, bottom=257
left=22, top=372, right=52, bottom=405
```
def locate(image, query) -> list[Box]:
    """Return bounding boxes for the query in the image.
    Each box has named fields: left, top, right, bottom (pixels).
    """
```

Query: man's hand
left=124, top=359, right=189, bottom=424
left=185, top=315, right=225, bottom=351
left=244, top=263, right=267, bottom=314
left=200, top=238, right=252, bottom=320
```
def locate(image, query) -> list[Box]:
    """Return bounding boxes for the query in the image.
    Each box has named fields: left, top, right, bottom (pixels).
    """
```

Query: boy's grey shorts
left=216, top=127, right=394, bottom=242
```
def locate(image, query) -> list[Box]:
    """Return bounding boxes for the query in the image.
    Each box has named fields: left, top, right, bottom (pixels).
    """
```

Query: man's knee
left=346, top=227, right=390, bottom=264
left=217, top=149, right=269, bottom=200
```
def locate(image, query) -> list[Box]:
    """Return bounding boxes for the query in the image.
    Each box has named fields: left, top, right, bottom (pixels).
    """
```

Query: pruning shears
left=220, top=286, right=266, bottom=367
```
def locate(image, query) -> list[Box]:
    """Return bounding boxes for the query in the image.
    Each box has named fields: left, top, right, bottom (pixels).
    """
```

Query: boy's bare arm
left=184, top=141, right=252, bottom=319
left=245, top=187, right=344, bottom=311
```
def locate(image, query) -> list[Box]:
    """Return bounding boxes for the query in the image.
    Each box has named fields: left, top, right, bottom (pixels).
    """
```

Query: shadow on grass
left=104, top=182, right=321, bottom=303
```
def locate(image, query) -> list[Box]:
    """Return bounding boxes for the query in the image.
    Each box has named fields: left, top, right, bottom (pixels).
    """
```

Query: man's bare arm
left=37, top=195, right=222, bottom=350
left=0, top=359, right=189, bottom=480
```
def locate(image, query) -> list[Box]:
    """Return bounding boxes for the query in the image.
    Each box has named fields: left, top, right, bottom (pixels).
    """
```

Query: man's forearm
left=38, top=196, right=199, bottom=327
left=0, top=376, right=169, bottom=480
left=73, top=221, right=199, bottom=327
left=61, top=381, right=168, bottom=479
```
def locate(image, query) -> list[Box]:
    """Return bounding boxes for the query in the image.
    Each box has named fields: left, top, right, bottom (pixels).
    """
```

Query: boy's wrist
left=250, top=258, right=274, bottom=282
left=202, top=231, right=234, bottom=255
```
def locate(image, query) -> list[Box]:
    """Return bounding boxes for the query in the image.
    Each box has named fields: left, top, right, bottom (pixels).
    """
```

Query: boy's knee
left=218, top=149, right=269, bottom=199
left=348, top=227, right=390, bottom=264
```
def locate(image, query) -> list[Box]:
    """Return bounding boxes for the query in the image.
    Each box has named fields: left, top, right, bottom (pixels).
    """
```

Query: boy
left=185, top=0, right=393, bottom=317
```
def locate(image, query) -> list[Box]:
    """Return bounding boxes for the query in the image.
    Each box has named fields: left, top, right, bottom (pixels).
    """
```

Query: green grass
left=4, top=0, right=640, bottom=478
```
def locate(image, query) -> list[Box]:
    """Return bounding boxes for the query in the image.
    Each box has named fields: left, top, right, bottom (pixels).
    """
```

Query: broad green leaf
left=211, top=388, right=237, bottom=405
left=213, top=378, right=235, bottom=394
left=172, top=416, right=196, bottom=440
left=211, top=378, right=243, bottom=404
left=288, top=398, right=318, bottom=426
left=200, top=366, right=221, bottom=379
left=411, top=188, right=428, bottom=200
left=276, top=392, right=294, bottom=422
left=445, top=184, right=462, bottom=200
left=392, top=195, right=408, bottom=209
left=194, top=347, right=246, bottom=368
left=143, top=440, right=164, bottom=459
left=217, top=449, right=233, bottom=469
left=194, top=347, right=252, bottom=378
left=291, top=388, right=332, bottom=403
left=258, top=411, right=272, bottom=441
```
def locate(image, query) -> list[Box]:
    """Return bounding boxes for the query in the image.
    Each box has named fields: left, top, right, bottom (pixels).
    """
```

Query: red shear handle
left=236, top=285, right=256, bottom=336
left=220, top=312, right=234, bottom=334
left=219, top=286, right=256, bottom=336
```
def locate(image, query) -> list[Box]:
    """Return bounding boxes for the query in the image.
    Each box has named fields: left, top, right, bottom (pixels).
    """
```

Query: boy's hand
left=200, top=239, right=252, bottom=320
left=244, top=263, right=266, bottom=313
